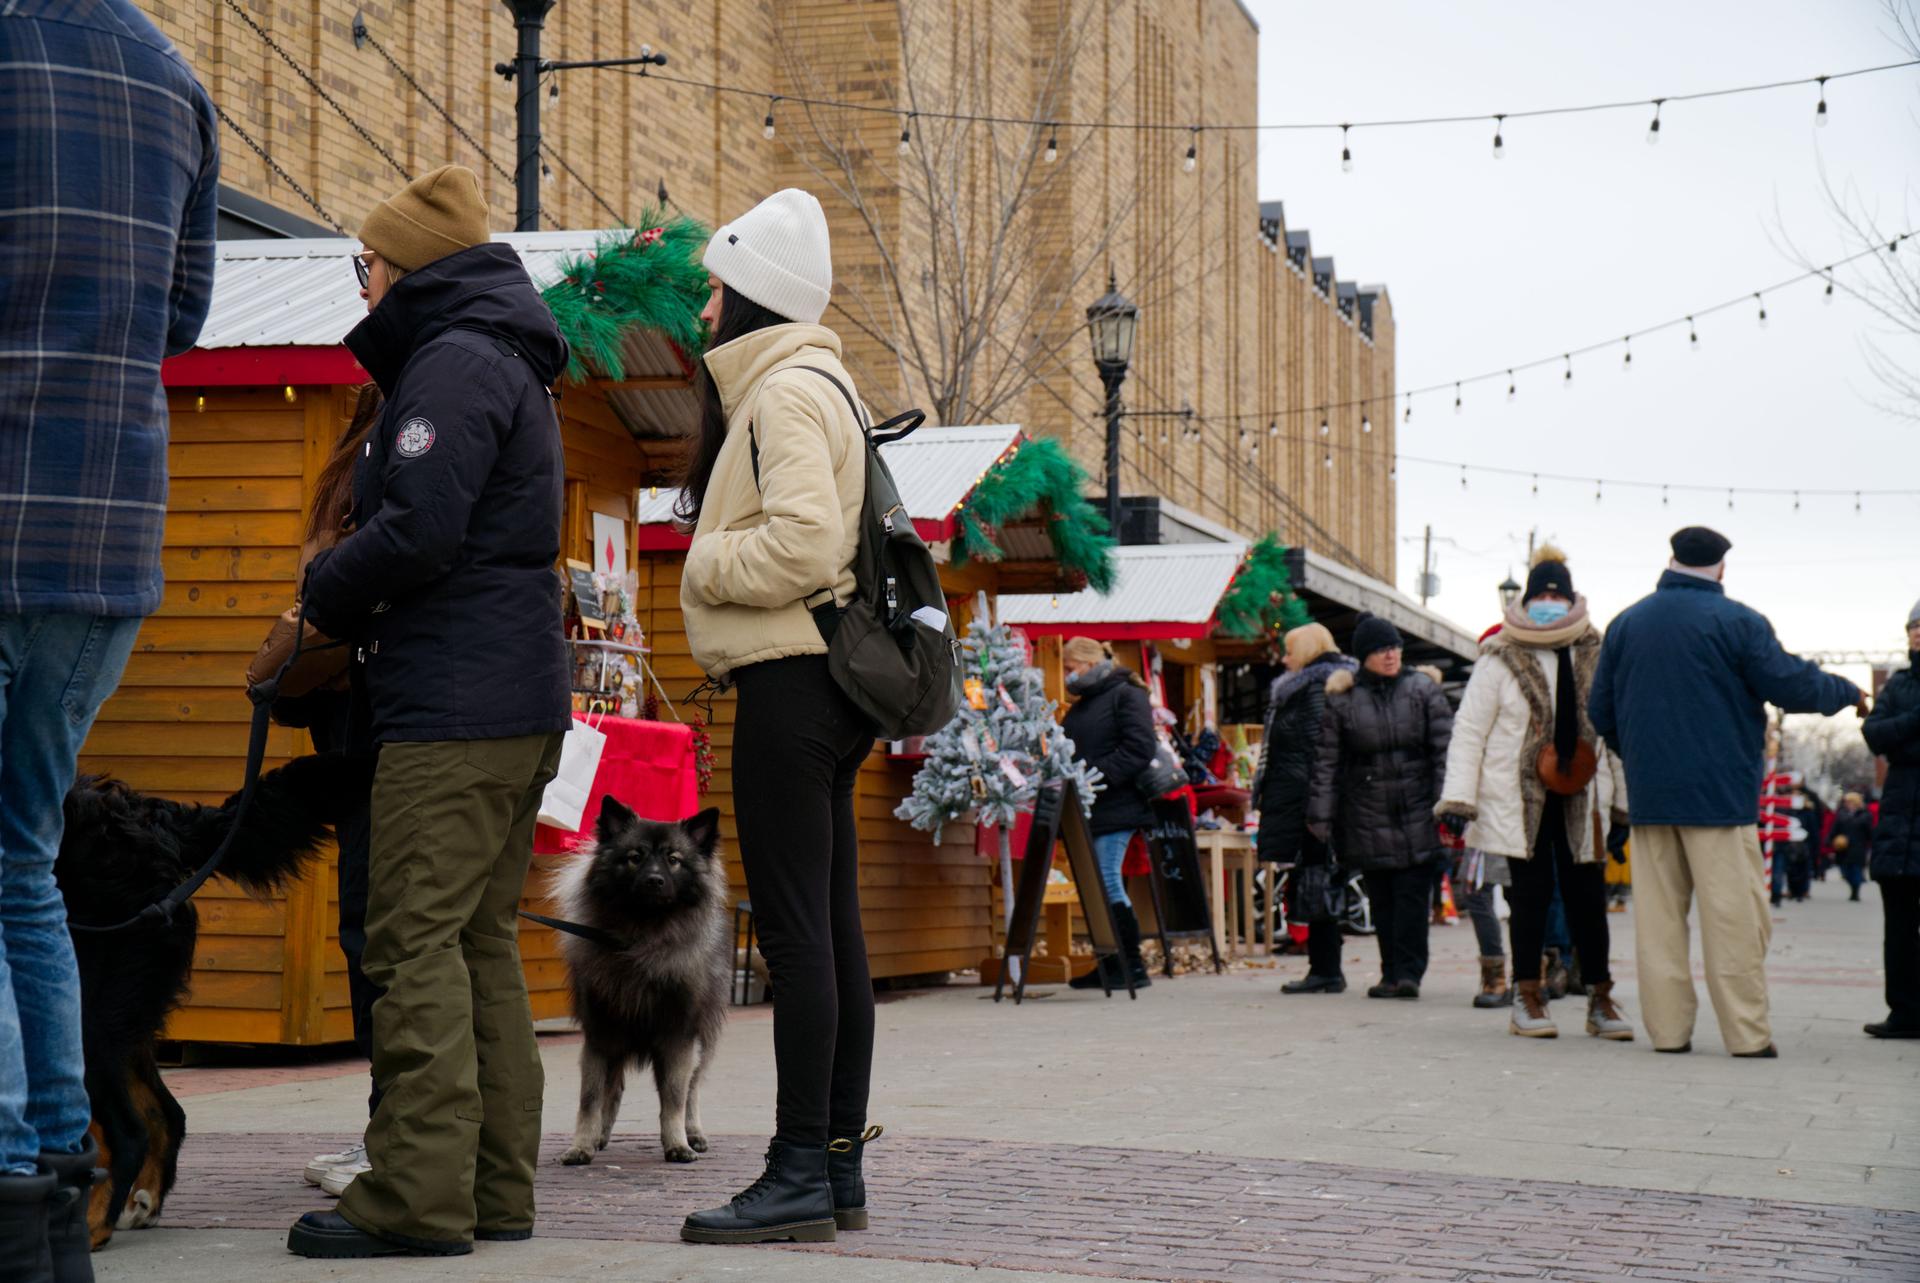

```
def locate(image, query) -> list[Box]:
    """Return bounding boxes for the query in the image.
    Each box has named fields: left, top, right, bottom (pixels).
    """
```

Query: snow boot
left=681, top=1139, right=837, bottom=1244
left=1584, top=981, right=1634, bottom=1040
left=1510, top=979, right=1558, bottom=1037
left=39, top=1139, right=100, bottom=1283
left=1111, top=902, right=1152, bottom=989
left=0, top=1171, right=57, bottom=1283
left=1067, top=956, right=1121, bottom=990
left=1473, top=956, right=1512, bottom=1009
left=826, top=1125, right=882, bottom=1231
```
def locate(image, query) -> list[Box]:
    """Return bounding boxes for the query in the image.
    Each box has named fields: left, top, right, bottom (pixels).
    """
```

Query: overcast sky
left=1250, top=1, right=1919, bottom=687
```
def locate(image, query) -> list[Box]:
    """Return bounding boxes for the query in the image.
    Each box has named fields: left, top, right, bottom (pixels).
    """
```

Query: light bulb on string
left=1319, top=411, right=1329, bottom=437
left=1507, top=370, right=1516, bottom=400
left=1661, top=485, right=1670, bottom=507
left=195, top=389, right=206, bottom=413
left=1044, top=126, right=1058, bottom=164
left=1491, top=115, right=1505, bottom=160
left=1824, top=271, right=1835, bottom=304
left=1250, top=442, right=1259, bottom=460
left=898, top=116, right=914, bottom=156
left=1646, top=99, right=1662, bottom=144
left=1238, top=426, right=1249, bottom=443
left=540, top=161, right=554, bottom=185
left=1268, top=419, right=1279, bottom=438
left=1460, top=465, right=1468, bottom=490
left=1531, top=474, right=1538, bottom=496
left=1594, top=480, right=1603, bottom=504
left=1389, top=460, right=1399, bottom=481
left=1755, top=293, right=1767, bottom=328
left=1323, top=451, right=1333, bottom=470
left=283, top=384, right=296, bottom=403
left=1815, top=76, right=1828, bottom=126
left=1688, top=316, right=1699, bottom=347
left=1622, top=337, right=1632, bottom=372
left=1563, top=354, right=1573, bottom=389
left=1727, top=489, right=1735, bottom=511
left=1361, top=413, right=1372, bottom=434
left=1185, top=128, right=1198, bottom=174
left=548, top=76, right=559, bottom=104
left=1404, top=393, right=1413, bottom=423
left=1453, top=382, right=1462, bottom=414
left=1340, top=124, right=1352, bottom=173
left=1855, top=491, right=1863, bottom=514
left=763, top=97, right=777, bottom=140
left=1793, top=491, right=1801, bottom=512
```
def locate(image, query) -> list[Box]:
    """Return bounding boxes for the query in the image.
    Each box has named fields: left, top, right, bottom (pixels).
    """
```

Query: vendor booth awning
left=998, top=542, right=1250, bottom=640
left=163, top=230, right=700, bottom=439
left=1284, top=546, right=1479, bottom=677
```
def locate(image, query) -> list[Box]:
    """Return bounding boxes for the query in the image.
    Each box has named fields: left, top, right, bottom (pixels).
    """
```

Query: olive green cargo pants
left=337, top=731, right=564, bottom=1250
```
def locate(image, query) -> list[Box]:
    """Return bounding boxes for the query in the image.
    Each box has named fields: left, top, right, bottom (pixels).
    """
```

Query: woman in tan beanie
left=289, top=166, right=575, bottom=1260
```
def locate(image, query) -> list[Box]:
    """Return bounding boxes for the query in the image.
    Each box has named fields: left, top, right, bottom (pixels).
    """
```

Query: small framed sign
left=565, top=559, right=605, bottom=630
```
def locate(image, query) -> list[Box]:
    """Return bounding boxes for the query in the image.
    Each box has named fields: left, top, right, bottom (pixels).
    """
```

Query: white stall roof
left=998, top=542, right=1248, bottom=638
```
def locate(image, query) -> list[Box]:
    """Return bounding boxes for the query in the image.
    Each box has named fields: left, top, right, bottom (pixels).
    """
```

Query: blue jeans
left=1092, top=830, right=1134, bottom=907
left=0, top=614, right=141, bottom=1172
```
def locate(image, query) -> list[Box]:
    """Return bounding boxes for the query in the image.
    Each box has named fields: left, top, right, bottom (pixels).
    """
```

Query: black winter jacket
left=1864, top=655, right=1920, bottom=880
left=1062, top=665, right=1159, bottom=836
left=1828, top=806, right=1873, bottom=868
left=304, top=243, right=572, bottom=744
left=1255, top=654, right=1357, bottom=865
left=1307, top=666, right=1454, bottom=872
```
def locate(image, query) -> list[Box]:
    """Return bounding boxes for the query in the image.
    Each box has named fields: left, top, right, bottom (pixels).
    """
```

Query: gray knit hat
left=1908, top=596, right=1920, bottom=627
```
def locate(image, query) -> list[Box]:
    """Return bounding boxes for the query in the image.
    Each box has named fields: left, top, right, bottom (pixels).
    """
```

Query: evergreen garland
left=951, top=438, right=1117, bottom=593
left=1215, top=533, right=1313, bottom=641
left=539, top=210, right=711, bottom=384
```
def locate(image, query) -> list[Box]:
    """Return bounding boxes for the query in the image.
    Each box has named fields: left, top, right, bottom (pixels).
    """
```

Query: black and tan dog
left=548, top=800, right=732, bottom=1166
left=57, top=753, right=370, bottom=1248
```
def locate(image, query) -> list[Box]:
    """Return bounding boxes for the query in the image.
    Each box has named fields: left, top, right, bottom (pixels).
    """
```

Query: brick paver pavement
left=162, top=1131, right=1920, bottom=1281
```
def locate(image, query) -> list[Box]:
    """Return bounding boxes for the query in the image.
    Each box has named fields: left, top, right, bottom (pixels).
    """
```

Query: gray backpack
left=749, top=366, right=962, bottom=738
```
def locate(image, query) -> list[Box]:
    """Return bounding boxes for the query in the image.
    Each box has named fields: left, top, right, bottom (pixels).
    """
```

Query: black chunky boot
left=0, top=1170, right=57, bottom=1283
left=1068, top=955, right=1120, bottom=990
left=826, top=1125, right=883, bottom=1230
left=1111, top=902, right=1152, bottom=989
left=39, top=1140, right=99, bottom=1283
left=681, top=1139, right=836, bottom=1244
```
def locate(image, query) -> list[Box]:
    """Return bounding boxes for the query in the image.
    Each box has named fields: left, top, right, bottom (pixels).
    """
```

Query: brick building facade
left=144, top=0, right=1395, bottom=579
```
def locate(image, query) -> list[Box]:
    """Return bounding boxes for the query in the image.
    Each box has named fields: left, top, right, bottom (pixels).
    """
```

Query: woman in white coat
left=1435, top=548, right=1635, bottom=1040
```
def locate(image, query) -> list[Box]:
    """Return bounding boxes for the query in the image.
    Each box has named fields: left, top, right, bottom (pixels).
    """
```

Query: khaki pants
left=1631, top=824, right=1773, bottom=1055
left=338, top=732, right=564, bottom=1249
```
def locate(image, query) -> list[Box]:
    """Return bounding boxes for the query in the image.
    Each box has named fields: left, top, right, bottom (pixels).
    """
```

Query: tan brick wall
left=144, top=0, right=1394, bottom=579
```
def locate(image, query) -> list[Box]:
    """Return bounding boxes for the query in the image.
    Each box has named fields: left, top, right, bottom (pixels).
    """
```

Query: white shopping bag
left=537, top=713, right=607, bottom=832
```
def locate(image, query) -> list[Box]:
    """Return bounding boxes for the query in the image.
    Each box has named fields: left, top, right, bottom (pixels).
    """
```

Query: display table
left=535, top=714, right=701, bottom=852
left=1195, top=828, right=1261, bottom=960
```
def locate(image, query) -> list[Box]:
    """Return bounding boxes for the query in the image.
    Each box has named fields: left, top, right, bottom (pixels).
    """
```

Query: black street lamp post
left=1497, top=571, right=1523, bottom=612
left=1086, top=273, right=1138, bottom=537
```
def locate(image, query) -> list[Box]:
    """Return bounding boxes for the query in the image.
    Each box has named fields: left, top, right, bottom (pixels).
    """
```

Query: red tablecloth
left=534, top=714, right=701, bottom=853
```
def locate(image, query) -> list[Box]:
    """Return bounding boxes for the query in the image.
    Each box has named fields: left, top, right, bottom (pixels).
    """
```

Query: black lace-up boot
left=826, top=1125, right=883, bottom=1230
left=680, top=1139, right=836, bottom=1244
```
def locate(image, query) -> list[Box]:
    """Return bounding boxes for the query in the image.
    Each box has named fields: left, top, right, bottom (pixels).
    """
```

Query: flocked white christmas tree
left=896, top=597, right=1102, bottom=976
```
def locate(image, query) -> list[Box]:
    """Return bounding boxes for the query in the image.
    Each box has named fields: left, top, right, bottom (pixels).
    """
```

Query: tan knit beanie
left=359, top=165, right=492, bottom=272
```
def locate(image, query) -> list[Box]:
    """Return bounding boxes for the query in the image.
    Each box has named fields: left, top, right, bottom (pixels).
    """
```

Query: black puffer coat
left=1307, top=666, right=1454, bottom=872
left=1863, top=656, right=1920, bottom=880
left=304, top=243, right=572, bottom=744
left=1062, top=664, right=1159, bottom=836
left=1255, top=654, right=1357, bottom=865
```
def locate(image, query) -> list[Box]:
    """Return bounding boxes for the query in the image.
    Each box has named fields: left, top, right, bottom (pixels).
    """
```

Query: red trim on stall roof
left=634, top=526, right=693, bottom=552
left=915, top=516, right=954, bottom=543
left=162, top=346, right=365, bottom=387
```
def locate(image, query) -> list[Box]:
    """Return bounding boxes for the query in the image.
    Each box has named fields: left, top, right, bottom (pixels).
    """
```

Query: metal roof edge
left=1291, top=548, right=1478, bottom=662
left=1151, top=498, right=1254, bottom=545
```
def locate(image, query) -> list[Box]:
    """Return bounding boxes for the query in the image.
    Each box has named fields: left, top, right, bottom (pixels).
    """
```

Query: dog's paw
left=595, top=1132, right=612, bottom=1151
left=115, top=1188, right=156, bottom=1230
left=558, top=1146, right=595, bottom=1166
left=663, top=1143, right=698, bottom=1164
left=686, top=1133, right=709, bottom=1153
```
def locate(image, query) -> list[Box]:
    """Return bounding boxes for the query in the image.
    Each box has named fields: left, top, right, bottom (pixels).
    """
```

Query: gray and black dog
left=548, top=799, right=732, bottom=1165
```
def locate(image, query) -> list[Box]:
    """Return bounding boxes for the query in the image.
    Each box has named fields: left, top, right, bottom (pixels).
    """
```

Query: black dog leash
left=70, top=599, right=339, bottom=935
left=516, top=909, right=628, bottom=951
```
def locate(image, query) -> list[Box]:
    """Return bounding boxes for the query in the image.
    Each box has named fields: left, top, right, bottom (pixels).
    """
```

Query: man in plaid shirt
left=0, top=2, right=217, bottom=1274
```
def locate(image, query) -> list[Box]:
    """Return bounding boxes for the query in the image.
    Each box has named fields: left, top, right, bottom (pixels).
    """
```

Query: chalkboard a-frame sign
left=995, top=778, right=1133, bottom=1005
left=565, top=559, right=605, bottom=630
left=1143, top=797, right=1226, bottom=978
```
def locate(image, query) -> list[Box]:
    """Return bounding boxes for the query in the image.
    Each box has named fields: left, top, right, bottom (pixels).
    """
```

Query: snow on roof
left=998, top=541, right=1249, bottom=638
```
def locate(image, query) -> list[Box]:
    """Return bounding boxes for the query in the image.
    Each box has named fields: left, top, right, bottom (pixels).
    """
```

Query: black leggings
left=1364, top=864, right=1435, bottom=984
left=731, top=655, right=875, bottom=1146
left=1507, top=796, right=1612, bottom=987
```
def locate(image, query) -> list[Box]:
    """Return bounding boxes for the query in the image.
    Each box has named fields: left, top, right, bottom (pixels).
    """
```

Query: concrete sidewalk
left=98, top=872, right=1919, bottom=1282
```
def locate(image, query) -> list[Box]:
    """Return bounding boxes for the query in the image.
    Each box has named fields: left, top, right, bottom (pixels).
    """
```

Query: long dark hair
left=306, top=384, right=383, bottom=546
left=673, top=285, right=792, bottom=524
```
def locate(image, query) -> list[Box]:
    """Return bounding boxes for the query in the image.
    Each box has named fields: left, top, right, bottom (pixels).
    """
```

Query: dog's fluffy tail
left=190, top=754, right=375, bottom=894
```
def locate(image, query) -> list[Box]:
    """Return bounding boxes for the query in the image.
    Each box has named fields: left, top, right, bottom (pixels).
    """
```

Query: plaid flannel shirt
left=0, top=0, right=218, bottom=616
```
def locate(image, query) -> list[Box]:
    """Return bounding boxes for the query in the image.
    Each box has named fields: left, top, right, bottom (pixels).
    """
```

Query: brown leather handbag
left=1536, top=739, right=1599, bottom=796
left=246, top=606, right=348, bottom=698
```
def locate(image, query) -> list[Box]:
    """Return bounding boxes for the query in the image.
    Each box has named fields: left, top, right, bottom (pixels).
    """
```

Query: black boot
left=39, top=1141, right=99, bottom=1283
left=1111, top=902, right=1152, bottom=989
left=681, top=1139, right=836, bottom=1244
left=0, top=1170, right=57, bottom=1283
left=826, top=1125, right=882, bottom=1231
left=1068, top=956, right=1121, bottom=990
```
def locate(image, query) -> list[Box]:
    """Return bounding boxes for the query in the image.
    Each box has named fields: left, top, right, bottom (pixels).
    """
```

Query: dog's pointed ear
left=681, top=807, right=722, bottom=854
left=595, top=795, right=636, bottom=841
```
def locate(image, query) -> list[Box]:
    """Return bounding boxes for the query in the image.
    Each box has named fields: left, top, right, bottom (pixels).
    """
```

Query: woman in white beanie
left=674, top=189, right=882, bottom=1246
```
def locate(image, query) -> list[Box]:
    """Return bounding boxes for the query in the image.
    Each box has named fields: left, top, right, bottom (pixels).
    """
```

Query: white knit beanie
left=702, top=188, right=832, bottom=324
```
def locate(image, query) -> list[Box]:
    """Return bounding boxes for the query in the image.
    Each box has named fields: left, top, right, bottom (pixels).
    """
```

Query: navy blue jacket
left=0, top=0, right=218, bottom=614
left=1589, top=571, right=1861, bottom=827
left=1862, top=656, right=1920, bottom=880
left=304, top=243, right=571, bottom=744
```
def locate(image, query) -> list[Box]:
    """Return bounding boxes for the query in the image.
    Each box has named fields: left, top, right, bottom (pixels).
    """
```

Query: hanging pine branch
left=1216, top=533, right=1312, bottom=641
left=950, top=438, right=1117, bottom=593
left=540, top=210, right=711, bottom=384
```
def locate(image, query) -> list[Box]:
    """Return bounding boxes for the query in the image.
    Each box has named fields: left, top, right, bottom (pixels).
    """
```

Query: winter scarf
left=1489, top=597, right=1603, bottom=861
left=1067, top=659, right=1116, bottom=694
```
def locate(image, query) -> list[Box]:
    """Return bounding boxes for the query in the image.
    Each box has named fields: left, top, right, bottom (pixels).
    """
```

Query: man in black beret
left=1589, top=527, right=1867, bottom=1059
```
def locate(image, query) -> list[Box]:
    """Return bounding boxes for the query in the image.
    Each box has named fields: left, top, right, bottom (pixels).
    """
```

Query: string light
left=1755, top=292, right=1768, bottom=327
left=548, top=77, right=559, bottom=103
left=282, top=384, right=296, bottom=403
left=763, top=97, right=777, bottom=140
left=1688, top=315, right=1699, bottom=347
left=1044, top=125, right=1058, bottom=163
left=1823, top=271, right=1835, bottom=304
left=1646, top=99, right=1662, bottom=144
left=1323, top=450, right=1333, bottom=470
left=1793, top=491, right=1801, bottom=512
left=1815, top=76, right=1829, bottom=126
left=899, top=115, right=914, bottom=156
left=1361, top=413, right=1372, bottom=434
left=1250, top=441, right=1259, bottom=459
left=1390, top=461, right=1399, bottom=480
left=1453, top=382, right=1462, bottom=414
left=1855, top=491, right=1863, bottom=513
left=1491, top=114, right=1505, bottom=159
left=195, top=389, right=206, bottom=412
left=1727, top=488, right=1735, bottom=511
left=1563, top=354, right=1573, bottom=389
left=1404, top=393, right=1413, bottom=423
left=1661, top=485, right=1669, bottom=507
left=1595, top=479, right=1603, bottom=503
left=1340, top=123, right=1352, bottom=172
left=1268, top=419, right=1280, bottom=438
left=1319, top=411, right=1330, bottom=436
left=1622, top=336, right=1632, bottom=371
left=1531, top=474, right=1539, bottom=496
left=1507, top=370, right=1516, bottom=400
left=1184, top=128, right=1198, bottom=173
left=1460, top=465, right=1468, bottom=490
left=541, top=160, right=554, bottom=184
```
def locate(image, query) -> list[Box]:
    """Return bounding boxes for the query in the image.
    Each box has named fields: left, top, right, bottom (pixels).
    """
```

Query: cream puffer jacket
left=1436, top=608, right=1628, bottom=863
left=681, top=323, right=866, bottom=680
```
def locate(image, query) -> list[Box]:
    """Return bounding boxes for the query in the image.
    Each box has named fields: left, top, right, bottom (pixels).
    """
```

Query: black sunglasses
left=351, top=254, right=371, bottom=289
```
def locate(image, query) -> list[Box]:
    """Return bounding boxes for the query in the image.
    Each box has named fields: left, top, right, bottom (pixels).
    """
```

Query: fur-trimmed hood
left=1326, top=664, right=1443, bottom=696
left=1269, top=653, right=1357, bottom=705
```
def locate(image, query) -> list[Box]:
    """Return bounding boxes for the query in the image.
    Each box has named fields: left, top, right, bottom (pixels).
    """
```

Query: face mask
left=1526, top=600, right=1571, bottom=626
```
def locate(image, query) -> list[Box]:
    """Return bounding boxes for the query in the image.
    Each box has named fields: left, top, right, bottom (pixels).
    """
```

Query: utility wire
left=211, top=102, right=347, bottom=235
left=616, top=57, right=1917, bottom=136
left=221, top=0, right=410, bottom=182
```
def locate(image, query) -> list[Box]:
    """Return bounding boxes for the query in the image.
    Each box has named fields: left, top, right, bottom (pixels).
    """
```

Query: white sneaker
left=303, top=1142, right=367, bottom=1188
left=318, top=1158, right=371, bottom=1197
